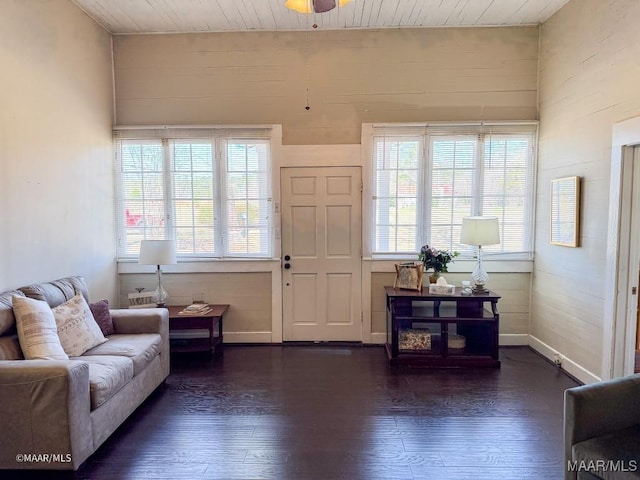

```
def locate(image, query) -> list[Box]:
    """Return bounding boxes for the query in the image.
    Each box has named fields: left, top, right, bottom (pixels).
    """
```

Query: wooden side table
left=167, top=305, right=229, bottom=357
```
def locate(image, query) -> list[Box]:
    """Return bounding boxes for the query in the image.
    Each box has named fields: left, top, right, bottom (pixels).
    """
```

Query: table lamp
left=460, top=216, right=500, bottom=294
left=139, top=239, right=176, bottom=307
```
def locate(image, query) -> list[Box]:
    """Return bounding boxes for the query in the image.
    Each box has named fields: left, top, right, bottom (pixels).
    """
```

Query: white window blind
left=373, top=136, right=422, bottom=254
left=115, top=127, right=272, bottom=259
left=119, top=140, right=167, bottom=256
left=371, top=123, right=537, bottom=259
left=223, top=139, right=272, bottom=257
left=429, top=135, right=477, bottom=254
left=482, top=134, right=533, bottom=255
left=170, top=140, right=216, bottom=256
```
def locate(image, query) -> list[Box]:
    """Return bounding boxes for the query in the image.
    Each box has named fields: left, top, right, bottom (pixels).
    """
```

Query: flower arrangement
left=418, top=245, right=459, bottom=273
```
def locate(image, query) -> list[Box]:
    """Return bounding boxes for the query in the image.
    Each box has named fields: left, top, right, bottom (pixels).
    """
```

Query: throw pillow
left=90, top=299, right=114, bottom=336
left=53, top=294, right=107, bottom=357
left=12, top=295, right=69, bottom=360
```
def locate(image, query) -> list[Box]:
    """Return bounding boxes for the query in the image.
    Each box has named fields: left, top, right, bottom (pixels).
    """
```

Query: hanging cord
left=305, top=28, right=310, bottom=111
left=304, top=5, right=317, bottom=111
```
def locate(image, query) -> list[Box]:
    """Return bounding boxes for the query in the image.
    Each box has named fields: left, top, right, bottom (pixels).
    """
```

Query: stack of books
left=178, top=303, right=212, bottom=316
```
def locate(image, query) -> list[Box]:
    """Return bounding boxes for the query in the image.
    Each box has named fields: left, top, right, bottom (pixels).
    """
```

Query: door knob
left=284, top=263, right=291, bottom=269
left=284, top=255, right=291, bottom=261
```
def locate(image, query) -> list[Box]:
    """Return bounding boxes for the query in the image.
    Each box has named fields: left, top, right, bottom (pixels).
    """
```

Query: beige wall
left=0, top=0, right=116, bottom=300
left=119, top=273, right=272, bottom=339
left=6, top=0, right=635, bottom=377
left=535, top=0, right=640, bottom=379
left=113, top=26, right=539, bottom=144
left=9, top=0, right=636, bottom=368
left=113, top=25, right=540, bottom=343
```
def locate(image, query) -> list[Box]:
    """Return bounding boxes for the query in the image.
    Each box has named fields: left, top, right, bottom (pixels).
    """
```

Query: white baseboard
left=499, top=334, right=529, bottom=346
left=226, top=332, right=388, bottom=344
left=528, top=335, right=601, bottom=384
left=224, top=332, right=275, bottom=343
left=368, top=332, right=387, bottom=344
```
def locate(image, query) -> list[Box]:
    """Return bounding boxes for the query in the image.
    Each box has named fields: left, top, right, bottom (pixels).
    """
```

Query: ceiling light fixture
left=285, top=0, right=352, bottom=14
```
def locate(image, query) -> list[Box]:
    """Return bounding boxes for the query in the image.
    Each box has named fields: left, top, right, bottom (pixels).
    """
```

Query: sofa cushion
left=0, top=290, right=21, bottom=336
left=90, top=299, right=115, bottom=336
left=73, top=355, right=134, bottom=410
left=53, top=294, right=107, bottom=356
left=0, top=335, right=23, bottom=360
left=572, top=424, right=640, bottom=479
left=19, top=276, right=89, bottom=309
left=12, top=296, right=68, bottom=360
left=83, top=334, right=162, bottom=376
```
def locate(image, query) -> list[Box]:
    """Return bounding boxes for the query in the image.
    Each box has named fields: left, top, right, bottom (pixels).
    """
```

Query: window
left=371, top=123, right=537, bottom=258
left=115, top=128, right=272, bottom=259
left=374, top=137, right=422, bottom=253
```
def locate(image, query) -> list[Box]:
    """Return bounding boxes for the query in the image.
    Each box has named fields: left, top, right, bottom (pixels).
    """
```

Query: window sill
left=117, top=258, right=281, bottom=274
left=365, top=258, right=533, bottom=273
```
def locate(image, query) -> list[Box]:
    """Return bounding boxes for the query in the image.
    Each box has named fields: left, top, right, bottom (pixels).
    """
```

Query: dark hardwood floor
left=6, top=345, right=579, bottom=480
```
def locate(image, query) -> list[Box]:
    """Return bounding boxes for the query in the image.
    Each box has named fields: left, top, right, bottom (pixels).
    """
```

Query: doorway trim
left=280, top=165, right=363, bottom=342
left=603, top=115, right=640, bottom=379
left=278, top=143, right=364, bottom=342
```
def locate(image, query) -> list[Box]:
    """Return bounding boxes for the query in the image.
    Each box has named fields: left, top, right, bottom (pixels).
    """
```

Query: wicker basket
left=399, top=328, right=431, bottom=350
left=448, top=333, right=466, bottom=349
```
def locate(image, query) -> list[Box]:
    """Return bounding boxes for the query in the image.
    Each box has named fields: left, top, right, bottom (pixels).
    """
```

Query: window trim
left=364, top=122, right=538, bottom=262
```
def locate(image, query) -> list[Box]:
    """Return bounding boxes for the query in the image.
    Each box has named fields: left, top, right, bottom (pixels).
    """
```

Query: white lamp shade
left=460, top=216, right=500, bottom=246
left=139, top=240, right=177, bottom=265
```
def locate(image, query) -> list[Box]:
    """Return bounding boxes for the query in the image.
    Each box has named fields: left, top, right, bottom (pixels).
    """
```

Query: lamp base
left=472, top=284, right=489, bottom=295
left=156, top=302, right=167, bottom=308
left=154, top=267, right=169, bottom=307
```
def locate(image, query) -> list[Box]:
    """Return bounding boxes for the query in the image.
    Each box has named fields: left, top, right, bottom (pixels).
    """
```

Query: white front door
left=281, top=166, right=362, bottom=341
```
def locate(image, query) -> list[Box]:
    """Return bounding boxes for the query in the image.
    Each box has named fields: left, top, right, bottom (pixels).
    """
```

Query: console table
left=385, top=286, right=500, bottom=367
left=167, top=305, right=229, bottom=357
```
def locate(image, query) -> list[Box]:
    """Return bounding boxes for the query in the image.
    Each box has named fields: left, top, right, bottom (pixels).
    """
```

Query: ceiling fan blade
left=313, top=0, right=336, bottom=13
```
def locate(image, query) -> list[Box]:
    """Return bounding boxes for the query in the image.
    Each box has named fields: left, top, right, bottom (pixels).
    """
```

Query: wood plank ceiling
left=71, top=0, right=570, bottom=34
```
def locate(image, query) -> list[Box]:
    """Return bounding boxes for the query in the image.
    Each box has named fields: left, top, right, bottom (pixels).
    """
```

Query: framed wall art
left=550, top=176, right=581, bottom=247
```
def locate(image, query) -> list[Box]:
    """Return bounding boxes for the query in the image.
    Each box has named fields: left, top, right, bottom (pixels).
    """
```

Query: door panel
left=292, top=274, right=318, bottom=325
left=282, top=166, right=362, bottom=341
left=326, top=274, right=352, bottom=325
left=291, top=206, right=317, bottom=256
left=326, top=206, right=352, bottom=256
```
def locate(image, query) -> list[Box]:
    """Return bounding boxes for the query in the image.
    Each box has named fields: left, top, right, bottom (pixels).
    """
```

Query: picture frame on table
left=128, top=292, right=157, bottom=308
left=394, top=263, right=424, bottom=291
